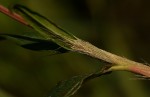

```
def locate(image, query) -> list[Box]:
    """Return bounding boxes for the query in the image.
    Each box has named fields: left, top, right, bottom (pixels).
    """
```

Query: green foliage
left=49, top=75, right=86, bottom=97
left=48, top=70, right=107, bottom=97
left=1, top=1, right=150, bottom=97
left=13, top=4, right=77, bottom=50
left=0, top=34, right=68, bottom=53
left=0, top=4, right=107, bottom=97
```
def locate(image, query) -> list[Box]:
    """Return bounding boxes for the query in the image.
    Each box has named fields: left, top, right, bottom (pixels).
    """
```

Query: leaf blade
left=48, top=75, right=86, bottom=97
left=48, top=68, right=109, bottom=97
left=0, top=34, right=68, bottom=53
left=13, top=4, right=77, bottom=50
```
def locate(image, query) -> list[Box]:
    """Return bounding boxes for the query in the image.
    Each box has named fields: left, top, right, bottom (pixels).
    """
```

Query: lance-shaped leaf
left=48, top=68, right=110, bottom=97
left=0, top=34, right=68, bottom=53
left=13, top=4, right=77, bottom=50
left=49, top=75, right=86, bottom=97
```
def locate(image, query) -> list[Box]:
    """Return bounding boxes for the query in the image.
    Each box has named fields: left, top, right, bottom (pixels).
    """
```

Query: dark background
left=0, top=0, right=150, bottom=97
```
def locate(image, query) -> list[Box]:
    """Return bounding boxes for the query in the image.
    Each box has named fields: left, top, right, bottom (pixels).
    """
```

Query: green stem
left=71, top=39, right=150, bottom=77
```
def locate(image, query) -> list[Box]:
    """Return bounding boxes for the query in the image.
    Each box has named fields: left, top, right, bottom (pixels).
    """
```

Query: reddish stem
left=129, top=64, right=150, bottom=78
left=0, top=5, right=29, bottom=26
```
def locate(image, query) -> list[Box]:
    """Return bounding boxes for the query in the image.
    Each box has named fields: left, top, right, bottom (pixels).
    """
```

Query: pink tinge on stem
left=128, top=64, right=150, bottom=78
left=0, top=5, right=28, bottom=25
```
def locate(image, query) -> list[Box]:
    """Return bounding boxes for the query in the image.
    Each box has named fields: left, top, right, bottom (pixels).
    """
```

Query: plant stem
left=1, top=4, right=150, bottom=78
left=72, top=39, right=150, bottom=77
left=0, top=5, right=29, bottom=26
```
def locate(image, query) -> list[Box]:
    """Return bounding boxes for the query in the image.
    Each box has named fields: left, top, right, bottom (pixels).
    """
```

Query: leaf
left=49, top=75, right=86, bottom=97
left=13, top=4, right=77, bottom=50
left=48, top=69, right=110, bottom=97
left=0, top=34, right=68, bottom=53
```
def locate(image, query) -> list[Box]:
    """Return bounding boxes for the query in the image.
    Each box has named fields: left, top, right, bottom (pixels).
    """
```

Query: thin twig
left=0, top=5, right=29, bottom=26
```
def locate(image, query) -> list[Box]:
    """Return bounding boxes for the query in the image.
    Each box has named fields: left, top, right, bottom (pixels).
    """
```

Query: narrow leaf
left=48, top=69, right=109, bottom=97
left=49, top=75, right=86, bottom=97
left=0, top=34, right=68, bottom=53
left=13, top=4, right=77, bottom=50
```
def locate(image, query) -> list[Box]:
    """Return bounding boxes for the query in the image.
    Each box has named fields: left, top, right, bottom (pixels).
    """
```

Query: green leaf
left=49, top=75, right=86, bottom=97
left=48, top=69, right=109, bottom=97
left=0, top=34, right=68, bottom=53
left=13, top=4, right=77, bottom=50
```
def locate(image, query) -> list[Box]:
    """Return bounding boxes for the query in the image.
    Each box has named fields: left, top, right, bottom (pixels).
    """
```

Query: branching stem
left=1, top=4, right=150, bottom=78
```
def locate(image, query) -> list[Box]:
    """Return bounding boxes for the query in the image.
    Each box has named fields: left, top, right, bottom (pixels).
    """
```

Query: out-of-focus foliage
left=0, top=0, right=150, bottom=97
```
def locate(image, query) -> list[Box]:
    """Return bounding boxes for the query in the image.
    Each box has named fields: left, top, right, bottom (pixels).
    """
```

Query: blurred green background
left=0, top=0, right=150, bottom=97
